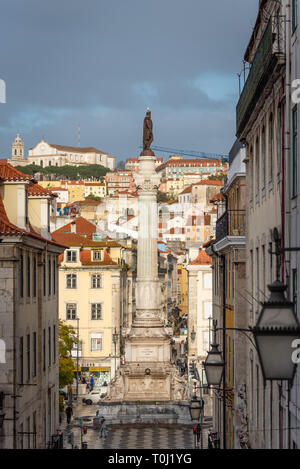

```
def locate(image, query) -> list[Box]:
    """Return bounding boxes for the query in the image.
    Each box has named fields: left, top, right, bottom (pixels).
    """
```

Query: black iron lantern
left=189, top=397, right=204, bottom=421
left=202, top=321, right=224, bottom=387
left=252, top=280, right=300, bottom=382
left=191, top=326, right=196, bottom=342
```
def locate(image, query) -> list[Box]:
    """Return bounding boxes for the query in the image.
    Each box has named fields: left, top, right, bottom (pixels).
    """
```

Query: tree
left=14, top=164, right=43, bottom=177
left=59, top=320, right=78, bottom=388
left=157, top=191, right=169, bottom=203
left=85, top=194, right=102, bottom=202
left=17, top=164, right=110, bottom=181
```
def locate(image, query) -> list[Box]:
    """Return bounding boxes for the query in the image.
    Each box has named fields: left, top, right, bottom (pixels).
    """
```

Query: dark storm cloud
left=0, top=0, right=258, bottom=160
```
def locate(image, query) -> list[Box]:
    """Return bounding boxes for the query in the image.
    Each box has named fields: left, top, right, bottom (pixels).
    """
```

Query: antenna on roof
left=78, top=122, right=80, bottom=148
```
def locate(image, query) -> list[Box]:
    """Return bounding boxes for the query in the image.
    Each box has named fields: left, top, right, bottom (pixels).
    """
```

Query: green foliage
left=15, top=164, right=110, bottom=181
left=59, top=319, right=78, bottom=356
left=59, top=320, right=78, bottom=388
left=14, top=164, right=42, bottom=177
left=86, top=194, right=102, bottom=202
left=157, top=191, right=169, bottom=203
left=59, top=357, right=75, bottom=389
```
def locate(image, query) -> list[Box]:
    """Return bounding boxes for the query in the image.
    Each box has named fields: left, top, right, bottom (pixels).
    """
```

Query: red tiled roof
left=0, top=195, right=65, bottom=247
left=189, top=250, right=212, bottom=266
left=68, top=180, right=85, bottom=185
left=167, top=200, right=177, bottom=205
left=156, top=158, right=224, bottom=171
left=47, top=143, right=108, bottom=155
left=80, top=249, right=118, bottom=266
left=52, top=230, right=121, bottom=248
left=77, top=199, right=102, bottom=206
left=52, top=216, right=97, bottom=237
left=28, top=183, right=55, bottom=197
left=179, top=186, right=192, bottom=195
left=210, top=192, right=225, bottom=203
left=192, top=180, right=223, bottom=186
left=0, top=160, right=35, bottom=182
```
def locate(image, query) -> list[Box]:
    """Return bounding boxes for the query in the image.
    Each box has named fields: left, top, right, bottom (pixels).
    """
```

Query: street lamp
left=189, top=397, right=204, bottom=421
left=191, top=326, right=196, bottom=342
left=202, top=321, right=224, bottom=387
left=252, top=280, right=300, bottom=382
left=112, top=328, right=118, bottom=378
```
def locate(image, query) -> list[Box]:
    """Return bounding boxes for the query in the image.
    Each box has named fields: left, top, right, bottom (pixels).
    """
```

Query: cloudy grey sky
left=0, top=0, right=258, bottom=163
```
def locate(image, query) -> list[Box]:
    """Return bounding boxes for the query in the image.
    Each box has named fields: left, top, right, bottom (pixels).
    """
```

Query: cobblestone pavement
left=60, top=400, right=210, bottom=450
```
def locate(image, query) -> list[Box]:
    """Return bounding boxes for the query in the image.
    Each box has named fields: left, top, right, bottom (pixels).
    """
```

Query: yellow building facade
left=52, top=219, right=133, bottom=384
left=206, top=142, right=247, bottom=449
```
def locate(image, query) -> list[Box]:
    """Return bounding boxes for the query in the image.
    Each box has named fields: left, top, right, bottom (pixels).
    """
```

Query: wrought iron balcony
left=216, top=211, right=228, bottom=243
left=215, top=210, right=246, bottom=243
left=236, top=15, right=285, bottom=137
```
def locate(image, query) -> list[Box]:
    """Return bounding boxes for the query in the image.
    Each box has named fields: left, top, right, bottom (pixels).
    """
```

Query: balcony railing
left=236, top=15, right=285, bottom=137
left=215, top=210, right=246, bottom=243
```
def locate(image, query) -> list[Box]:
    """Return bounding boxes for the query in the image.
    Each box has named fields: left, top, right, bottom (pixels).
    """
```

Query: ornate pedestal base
left=108, top=324, right=187, bottom=402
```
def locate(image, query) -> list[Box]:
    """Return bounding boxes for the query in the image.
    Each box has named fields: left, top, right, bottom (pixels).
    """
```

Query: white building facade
left=27, top=139, right=115, bottom=170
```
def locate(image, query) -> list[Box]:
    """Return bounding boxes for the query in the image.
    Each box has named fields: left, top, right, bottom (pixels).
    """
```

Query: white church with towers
left=9, top=134, right=115, bottom=170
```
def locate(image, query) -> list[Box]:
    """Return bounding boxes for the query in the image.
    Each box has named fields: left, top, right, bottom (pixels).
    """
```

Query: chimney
left=71, top=222, right=76, bottom=234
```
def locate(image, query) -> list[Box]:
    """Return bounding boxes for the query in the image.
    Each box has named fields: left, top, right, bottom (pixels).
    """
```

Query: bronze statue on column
left=141, top=108, right=155, bottom=156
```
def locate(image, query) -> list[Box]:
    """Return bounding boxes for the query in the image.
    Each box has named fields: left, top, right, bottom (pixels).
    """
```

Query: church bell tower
left=11, top=134, right=25, bottom=162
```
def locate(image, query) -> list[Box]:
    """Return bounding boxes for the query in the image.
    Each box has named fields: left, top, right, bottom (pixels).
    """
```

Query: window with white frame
left=91, top=303, right=103, bottom=320
left=66, top=274, right=77, bottom=289
left=203, top=301, right=212, bottom=319
left=203, top=272, right=212, bottom=289
left=93, top=250, right=102, bottom=261
left=90, top=334, right=102, bottom=351
left=66, top=303, right=77, bottom=320
left=66, top=250, right=77, bottom=262
left=91, top=274, right=102, bottom=289
left=203, top=331, right=210, bottom=351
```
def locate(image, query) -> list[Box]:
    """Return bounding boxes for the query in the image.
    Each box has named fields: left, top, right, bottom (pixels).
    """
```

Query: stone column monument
left=109, top=109, right=187, bottom=402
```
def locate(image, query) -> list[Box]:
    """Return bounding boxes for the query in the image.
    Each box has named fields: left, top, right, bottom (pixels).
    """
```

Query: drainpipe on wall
left=284, top=0, right=291, bottom=448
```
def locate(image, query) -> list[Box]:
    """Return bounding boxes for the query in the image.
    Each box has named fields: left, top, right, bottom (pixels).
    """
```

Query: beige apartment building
left=84, top=182, right=106, bottom=199
left=0, top=160, right=64, bottom=449
left=52, top=217, right=136, bottom=383
left=186, top=250, right=213, bottom=363
left=236, top=0, right=286, bottom=449
left=206, top=140, right=247, bottom=449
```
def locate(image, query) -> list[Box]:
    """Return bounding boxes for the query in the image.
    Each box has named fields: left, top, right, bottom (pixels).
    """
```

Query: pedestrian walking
left=99, top=416, right=108, bottom=439
left=90, top=377, right=94, bottom=391
left=65, top=404, right=73, bottom=424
